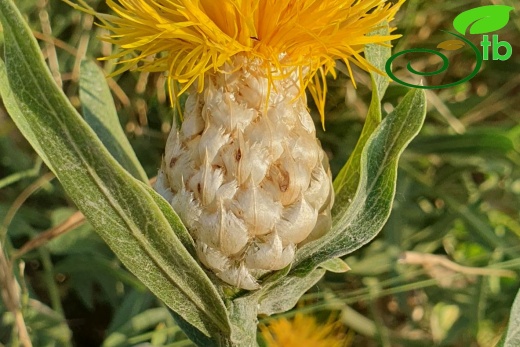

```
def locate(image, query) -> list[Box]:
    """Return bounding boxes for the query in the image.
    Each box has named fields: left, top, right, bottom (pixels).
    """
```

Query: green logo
left=386, top=5, right=514, bottom=89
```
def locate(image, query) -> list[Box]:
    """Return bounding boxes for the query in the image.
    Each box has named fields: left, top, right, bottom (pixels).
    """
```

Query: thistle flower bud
left=73, top=0, right=404, bottom=290
left=156, top=55, right=333, bottom=289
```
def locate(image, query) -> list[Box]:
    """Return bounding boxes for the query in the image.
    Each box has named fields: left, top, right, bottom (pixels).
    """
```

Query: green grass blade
left=408, top=130, right=515, bottom=156
left=102, top=308, right=173, bottom=347
left=0, top=0, right=230, bottom=340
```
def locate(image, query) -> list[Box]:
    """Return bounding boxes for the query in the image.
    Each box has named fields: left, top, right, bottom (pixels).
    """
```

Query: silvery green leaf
left=333, top=23, right=389, bottom=201
left=365, top=21, right=391, bottom=98
left=319, top=258, right=351, bottom=273
left=141, top=182, right=196, bottom=255
left=294, top=88, right=426, bottom=275
left=496, top=288, right=520, bottom=347
left=169, top=311, right=220, bottom=347
left=333, top=76, right=383, bottom=207
left=257, top=269, right=325, bottom=316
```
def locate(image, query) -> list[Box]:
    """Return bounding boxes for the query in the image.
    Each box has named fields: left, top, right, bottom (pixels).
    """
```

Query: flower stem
left=221, top=295, right=260, bottom=347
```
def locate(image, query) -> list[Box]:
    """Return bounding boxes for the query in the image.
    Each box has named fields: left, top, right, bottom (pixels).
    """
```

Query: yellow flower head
left=67, top=0, right=403, bottom=123
left=260, top=312, right=353, bottom=347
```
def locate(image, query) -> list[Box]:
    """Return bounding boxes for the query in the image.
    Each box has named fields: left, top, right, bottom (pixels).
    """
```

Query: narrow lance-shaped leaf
left=79, top=59, right=148, bottom=183
left=333, top=23, right=389, bottom=199
left=333, top=77, right=383, bottom=207
left=319, top=257, right=351, bottom=273
left=0, top=0, right=230, bottom=340
left=496, top=288, right=520, bottom=347
left=257, top=269, right=325, bottom=316
left=364, top=21, right=392, bottom=99
left=294, top=87, right=426, bottom=275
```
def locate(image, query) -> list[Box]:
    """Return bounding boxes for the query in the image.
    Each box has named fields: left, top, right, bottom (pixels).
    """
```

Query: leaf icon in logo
left=453, top=5, right=514, bottom=35
left=437, top=40, right=465, bottom=51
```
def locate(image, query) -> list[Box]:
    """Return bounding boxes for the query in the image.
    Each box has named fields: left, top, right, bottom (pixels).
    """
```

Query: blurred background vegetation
left=1, top=0, right=519, bottom=346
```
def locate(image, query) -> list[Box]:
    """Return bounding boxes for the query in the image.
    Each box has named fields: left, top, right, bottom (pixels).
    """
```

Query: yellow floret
left=64, top=0, right=403, bottom=127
